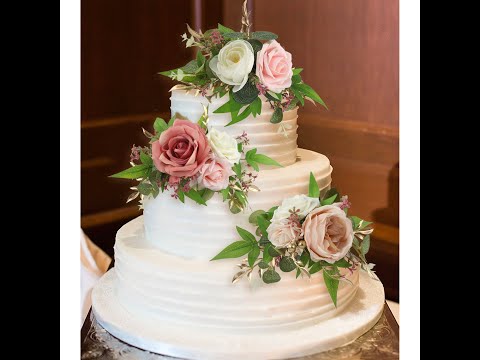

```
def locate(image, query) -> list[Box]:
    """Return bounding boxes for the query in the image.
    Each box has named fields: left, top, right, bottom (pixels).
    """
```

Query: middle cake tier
left=143, top=148, right=332, bottom=260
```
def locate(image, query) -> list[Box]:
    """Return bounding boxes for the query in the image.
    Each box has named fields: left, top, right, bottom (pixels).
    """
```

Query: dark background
left=81, top=0, right=398, bottom=301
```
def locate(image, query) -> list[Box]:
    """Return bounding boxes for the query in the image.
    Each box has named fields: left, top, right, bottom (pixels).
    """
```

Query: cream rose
left=272, top=195, right=320, bottom=221
left=209, top=40, right=255, bottom=92
left=267, top=219, right=302, bottom=248
left=207, top=128, right=241, bottom=165
left=303, top=205, right=353, bottom=264
left=196, top=157, right=234, bottom=191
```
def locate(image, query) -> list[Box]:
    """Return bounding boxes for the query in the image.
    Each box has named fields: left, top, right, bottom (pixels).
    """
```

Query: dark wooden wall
left=82, top=0, right=399, bottom=301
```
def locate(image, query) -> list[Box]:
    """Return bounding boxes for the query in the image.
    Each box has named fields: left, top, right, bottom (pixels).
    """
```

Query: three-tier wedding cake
left=92, top=4, right=384, bottom=359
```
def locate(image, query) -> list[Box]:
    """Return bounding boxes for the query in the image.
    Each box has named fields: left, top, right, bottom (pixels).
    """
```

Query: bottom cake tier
left=92, top=217, right=385, bottom=359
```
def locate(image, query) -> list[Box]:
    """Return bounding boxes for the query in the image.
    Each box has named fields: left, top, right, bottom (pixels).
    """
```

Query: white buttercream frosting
left=143, top=148, right=332, bottom=260
left=170, top=89, right=298, bottom=166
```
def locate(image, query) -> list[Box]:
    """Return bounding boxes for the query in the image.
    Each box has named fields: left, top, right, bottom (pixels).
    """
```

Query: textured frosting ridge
left=114, top=217, right=359, bottom=332
left=170, top=90, right=298, bottom=166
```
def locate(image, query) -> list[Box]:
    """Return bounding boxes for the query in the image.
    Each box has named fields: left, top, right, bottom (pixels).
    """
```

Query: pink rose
left=151, top=119, right=211, bottom=178
left=256, top=40, right=293, bottom=93
left=303, top=205, right=353, bottom=264
left=196, top=157, right=234, bottom=191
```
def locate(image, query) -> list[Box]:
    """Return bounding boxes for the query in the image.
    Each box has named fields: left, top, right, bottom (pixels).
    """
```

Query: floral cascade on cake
left=213, top=172, right=377, bottom=306
left=111, top=114, right=281, bottom=213
left=159, top=1, right=326, bottom=126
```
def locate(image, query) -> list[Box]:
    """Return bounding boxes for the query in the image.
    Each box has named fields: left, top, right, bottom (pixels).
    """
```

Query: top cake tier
left=170, top=90, right=298, bottom=166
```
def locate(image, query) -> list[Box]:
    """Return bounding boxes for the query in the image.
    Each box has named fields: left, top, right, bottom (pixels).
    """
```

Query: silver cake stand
left=81, top=301, right=398, bottom=360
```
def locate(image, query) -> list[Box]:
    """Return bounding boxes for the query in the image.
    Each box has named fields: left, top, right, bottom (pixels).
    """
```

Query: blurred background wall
left=81, top=0, right=398, bottom=301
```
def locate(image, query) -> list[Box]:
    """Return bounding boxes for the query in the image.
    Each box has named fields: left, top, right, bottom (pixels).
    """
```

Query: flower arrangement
left=212, top=172, right=376, bottom=306
left=159, top=0, right=327, bottom=126
left=111, top=114, right=281, bottom=213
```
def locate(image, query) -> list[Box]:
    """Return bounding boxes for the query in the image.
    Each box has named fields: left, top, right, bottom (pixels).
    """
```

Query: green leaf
left=220, top=188, right=229, bottom=201
left=290, top=86, right=305, bottom=106
left=251, top=153, right=283, bottom=168
left=294, top=83, right=328, bottom=109
left=296, top=268, right=301, bottom=278
left=263, top=244, right=273, bottom=262
left=211, top=240, right=253, bottom=260
left=268, top=246, right=281, bottom=257
left=323, top=269, right=339, bottom=306
left=352, top=237, right=360, bottom=247
left=177, top=189, right=185, bottom=203
left=309, top=261, right=323, bottom=275
left=265, top=91, right=280, bottom=102
left=184, top=189, right=207, bottom=206
left=249, top=210, right=266, bottom=225
left=334, top=258, right=351, bottom=268
left=153, top=117, right=168, bottom=134
left=268, top=91, right=283, bottom=101
left=323, top=188, right=340, bottom=203
left=266, top=206, right=278, bottom=220
left=250, top=97, right=262, bottom=117
left=218, top=23, right=235, bottom=34
left=223, top=32, right=245, bottom=40
left=257, top=215, right=271, bottom=238
left=236, top=226, right=257, bottom=244
left=279, top=257, right=296, bottom=272
left=199, top=188, right=215, bottom=201
left=321, top=194, right=338, bottom=206
left=227, top=105, right=252, bottom=126
left=292, top=68, right=303, bottom=75
left=233, top=81, right=260, bottom=105
left=248, top=245, right=260, bottom=267
left=110, top=164, right=151, bottom=179
left=258, top=235, right=270, bottom=247
left=140, top=151, right=153, bottom=166
left=213, top=96, right=244, bottom=114
left=350, top=216, right=362, bottom=230
left=151, top=180, right=160, bottom=198
left=247, top=39, right=263, bottom=55
left=159, top=60, right=199, bottom=77
left=308, top=172, right=320, bottom=198
left=361, top=235, right=371, bottom=255
left=270, top=107, right=283, bottom=124
left=196, top=51, right=206, bottom=67
left=262, top=269, right=281, bottom=284
left=232, top=162, right=242, bottom=178
left=292, top=74, right=302, bottom=84
left=258, top=260, right=269, bottom=269
left=300, top=249, right=310, bottom=267
left=252, top=31, right=278, bottom=41
left=359, top=220, right=373, bottom=230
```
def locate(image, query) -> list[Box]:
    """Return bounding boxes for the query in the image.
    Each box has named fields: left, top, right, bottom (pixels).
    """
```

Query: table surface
left=81, top=303, right=398, bottom=360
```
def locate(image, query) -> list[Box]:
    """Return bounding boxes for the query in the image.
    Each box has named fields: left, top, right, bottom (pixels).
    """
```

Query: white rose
left=267, top=219, right=302, bottom=248
left=272, top=195, right=320, bottom=221
left=209, top=40, right=255, bottom=92
left=207, top=128, right=241, bottom=165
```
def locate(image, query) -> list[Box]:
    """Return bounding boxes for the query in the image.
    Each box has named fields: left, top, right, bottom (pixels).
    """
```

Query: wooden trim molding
left=81, top=206, right=141, bottom=229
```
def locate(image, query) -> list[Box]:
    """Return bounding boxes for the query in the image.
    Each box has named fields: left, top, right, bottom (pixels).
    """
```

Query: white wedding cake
left=93, top=10, right=384, bottom=359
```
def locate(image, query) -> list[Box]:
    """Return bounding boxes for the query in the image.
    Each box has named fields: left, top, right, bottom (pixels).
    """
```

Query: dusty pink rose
left=196, top=157, right=234, bottom=191
left=303, top=205, right=353, bottom=264
left=151, top=119, right=211, bottom=178
left=256, top=40, right=293, bottom=93
left=267, top=219, right=303, bottom=248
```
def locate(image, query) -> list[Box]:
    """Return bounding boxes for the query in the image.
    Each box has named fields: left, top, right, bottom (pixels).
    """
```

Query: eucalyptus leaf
left=279, top=257, right=296, bottom=272
left=211, top=240, right=253, bottom=260
left=268, top=246, right=281, bottom=257
left=258, top=235, right=271, bottom=247
left=252, top=31, right=278, bottom=41
left=262, top=269, right=281, bottom=284
left=196, top=51, right=206, bottom=67
left=247, top=39, right=263, bottom=55
left=300, top=249, right=310, bottom=267
left=361, top=235, right=371, bottom=255
left=258, top=260, right=269, bottom=269
left=223, top=32, right=245, bottom=40
left=323, top=269, right=340, bottom=306
left=233, top=81, right=259, bottom=105
left=270, top=107, right=283, bottom=124
left=199, top=188, right=215, bottom=201
left=249, top=210, right=266, bottom=224
left=137, top=182, right=152, bottom=196
left=308, top=172, right=320, bottom=198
